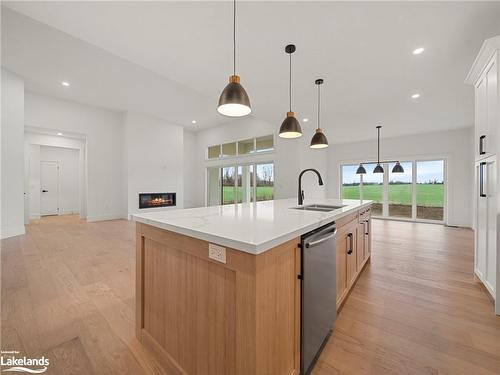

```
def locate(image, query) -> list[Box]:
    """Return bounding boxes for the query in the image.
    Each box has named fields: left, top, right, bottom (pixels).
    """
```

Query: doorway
left=40, top=161, right=59, bottom=215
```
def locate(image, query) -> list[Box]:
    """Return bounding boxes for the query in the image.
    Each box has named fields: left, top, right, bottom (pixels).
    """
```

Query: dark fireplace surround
left=139, top=193, right=176, bottom=209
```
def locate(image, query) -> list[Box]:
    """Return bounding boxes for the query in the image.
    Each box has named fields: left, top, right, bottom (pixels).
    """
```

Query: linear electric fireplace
left=139, top=193, right=176, bottom=209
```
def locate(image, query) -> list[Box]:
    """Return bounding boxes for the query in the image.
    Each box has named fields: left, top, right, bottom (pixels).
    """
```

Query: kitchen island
left=133, top=198, right=372, bottom=375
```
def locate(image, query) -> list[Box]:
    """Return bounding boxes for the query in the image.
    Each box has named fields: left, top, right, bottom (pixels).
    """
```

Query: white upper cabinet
left=466, top=37, right=500, bottom=160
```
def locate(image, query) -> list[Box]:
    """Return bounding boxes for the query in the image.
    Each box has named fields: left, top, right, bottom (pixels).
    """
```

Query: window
left=388, top=162, right=412, bottom=218
left=207, top=135, right=274, bottom=159
left=208, top=145, right=220, bottom=159
left=207, top=162, right=274, bottom=205
left=222, top=142, right=237, bottom=157
left=238, top=138, right=254, bottom=155
left=256, top=135, right=274, bottom=153
left=361, top=163, right=383, bottom=216
left=416, top=160, right=444, bottom=221
left=222, top=166, right=236, bottom=204
left=340, top=159, right=445, bottom=223
left=341, top=165, right=361, bottom=199
left=256, top=163, right=274, bottom=201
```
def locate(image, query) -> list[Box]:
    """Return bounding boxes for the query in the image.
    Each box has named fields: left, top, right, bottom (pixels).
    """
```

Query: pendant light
left=217, top=0, right=251, bottom=117
left=356, top=163, right=367, bottom=174
left=279, top=44, right=302, bottom=138
left=310, top=79, right=329, bottom=149
left=373, top=126, right=384, bottom=173
left=392, top=161, right=405, bottom=173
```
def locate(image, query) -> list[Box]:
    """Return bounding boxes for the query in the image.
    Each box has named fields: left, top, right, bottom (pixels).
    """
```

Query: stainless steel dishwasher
left=300, top=221, right=337, bottom=375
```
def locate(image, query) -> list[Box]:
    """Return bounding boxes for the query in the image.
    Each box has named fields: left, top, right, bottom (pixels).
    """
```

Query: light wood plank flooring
left=1, top=215, right=499, bottom=374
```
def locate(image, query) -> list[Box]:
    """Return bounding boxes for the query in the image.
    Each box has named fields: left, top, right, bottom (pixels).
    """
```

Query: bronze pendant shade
left=373, top=163, right=384, bottom=174
left=279, top=44, right=302, bottom=138
left=310, top=79, right=328, bottom=149
left=392, top=161, right=404, bottom=173
left=280, top=111, right=302, bottom=138
left=217, top=0, right=251, bottom=117
left=218, top=75, right=251, bottom=117
left=310, top=128, right=329, bottom=149
left=356, top=163, right=367, bottom=174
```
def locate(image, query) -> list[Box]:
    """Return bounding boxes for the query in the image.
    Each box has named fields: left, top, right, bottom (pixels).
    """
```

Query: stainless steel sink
left=291, top=204, right=346, bottom=212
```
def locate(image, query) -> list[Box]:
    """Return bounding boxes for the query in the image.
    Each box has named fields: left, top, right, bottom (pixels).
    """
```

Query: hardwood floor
left=1, top=216, right=499, bottom=374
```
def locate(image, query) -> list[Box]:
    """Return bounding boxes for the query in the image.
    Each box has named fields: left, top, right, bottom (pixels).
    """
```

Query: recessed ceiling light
left=61, top=81, right=70, bottom=87
left=412, top=47, right=425, bottom=55
left=57, top=132, right=63, bottom=136
left=303, top=118, right=309, bottom=122
left=191, top=120, right=197, bottom=124
left=411, top=93, right=421, bottom=99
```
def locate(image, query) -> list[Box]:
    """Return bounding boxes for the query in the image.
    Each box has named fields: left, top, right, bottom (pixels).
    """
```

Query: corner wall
left=1, top=69, right=25, bottom=238
left=326, top=127, right=474, bottom=227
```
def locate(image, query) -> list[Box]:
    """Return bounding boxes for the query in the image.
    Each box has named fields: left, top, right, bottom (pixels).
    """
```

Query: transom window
left=207, top=135, right=274, bottom=160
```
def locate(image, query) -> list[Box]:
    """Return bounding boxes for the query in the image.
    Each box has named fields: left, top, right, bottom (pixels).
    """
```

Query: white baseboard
left=1, top=225, right=26, bottom=239
left=86, top=213, right=127, bottom=222
left=29, top=214, right=41, bottom=220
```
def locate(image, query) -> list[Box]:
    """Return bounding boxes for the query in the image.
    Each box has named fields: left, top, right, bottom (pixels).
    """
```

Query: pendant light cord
left=377, top=127, right=380, bottom=163
left=289, top=52, right=292, bottom=112
left=317, top=84, right=321, bottom=130
left=233, top=0, right=236, bottom=76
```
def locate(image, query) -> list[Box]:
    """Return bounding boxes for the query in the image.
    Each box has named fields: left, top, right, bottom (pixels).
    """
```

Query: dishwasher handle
left=304, top=229, right=336, bottom=248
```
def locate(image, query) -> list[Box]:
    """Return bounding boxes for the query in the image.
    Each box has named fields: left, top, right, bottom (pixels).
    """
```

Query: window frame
left=206, top=134, right=275, bottom=161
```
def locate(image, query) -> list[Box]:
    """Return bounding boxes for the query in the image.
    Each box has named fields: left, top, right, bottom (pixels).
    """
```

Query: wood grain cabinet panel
left=136, top=223, right=301, bottom=375
left=336, top=205, right=372, bottom=310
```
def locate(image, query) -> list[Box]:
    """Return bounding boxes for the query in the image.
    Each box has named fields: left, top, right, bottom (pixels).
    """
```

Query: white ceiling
left=3, top=1, right=500, bottom=142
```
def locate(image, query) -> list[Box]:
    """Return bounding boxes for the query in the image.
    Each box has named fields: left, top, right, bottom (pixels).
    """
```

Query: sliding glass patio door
left=207, top=162, right=274, bottom=206
left=341, top=159, right=445, bottom=223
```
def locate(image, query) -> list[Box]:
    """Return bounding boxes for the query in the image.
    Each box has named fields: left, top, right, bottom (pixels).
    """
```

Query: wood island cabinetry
left=135, top=201, right=372, bottom=374
left=336, top=207, right=372, bottom=309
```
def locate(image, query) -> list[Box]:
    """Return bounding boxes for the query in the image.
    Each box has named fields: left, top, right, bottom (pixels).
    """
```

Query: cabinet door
left=475, top=75, right=488, bottom=158
left=356, top=222, right=365, bottom=269
left=475, top=162, right=488, bottom=280
left=364, top=218, right=371, bottom=262
left=485, top=159, right=496, bottom=294
left=346, top=223, right=358, bottom=288
left=336, top=228, right=348, bottom=305
left=486, top=58, right=497, bottom=157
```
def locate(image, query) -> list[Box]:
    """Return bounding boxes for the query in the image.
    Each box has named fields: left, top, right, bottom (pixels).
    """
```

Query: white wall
left=25, top=92, right=125, bottom=221
left=192, top=116, right=328, bottom=207
left=1, top=69, right=25, bottom=238
left=326, top=127, right=474, bottom=227
left=123, top=112, right=185, bottom=216
left=183, top=129, right=198, bottom=208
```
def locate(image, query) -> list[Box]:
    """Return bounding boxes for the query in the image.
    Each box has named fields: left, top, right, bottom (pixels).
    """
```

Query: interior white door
left=40, top=161, right=59, bottom=216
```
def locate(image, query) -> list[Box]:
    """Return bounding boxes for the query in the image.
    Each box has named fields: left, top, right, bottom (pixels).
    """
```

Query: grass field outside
left=223, top=186, right=274, bottom=203
left=341, top=183, right=444, bottom=207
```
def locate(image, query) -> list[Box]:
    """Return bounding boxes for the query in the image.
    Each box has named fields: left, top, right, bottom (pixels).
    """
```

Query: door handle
left=42, top=189, right=48, bottom=193
left=479, top=162, right=486, bottom=197
left=364, top=220, right=369, bottom=235
left=479, top=135, right=486, bottom=155
left=347, top=233, right=353, bottom=255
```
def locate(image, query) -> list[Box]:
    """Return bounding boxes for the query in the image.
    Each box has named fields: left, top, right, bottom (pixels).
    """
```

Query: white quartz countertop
left=132, top=198, right=372, bottom=254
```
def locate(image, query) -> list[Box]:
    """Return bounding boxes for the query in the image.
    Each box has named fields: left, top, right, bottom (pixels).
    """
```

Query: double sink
left=291, top=204, right=346, bottom=212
